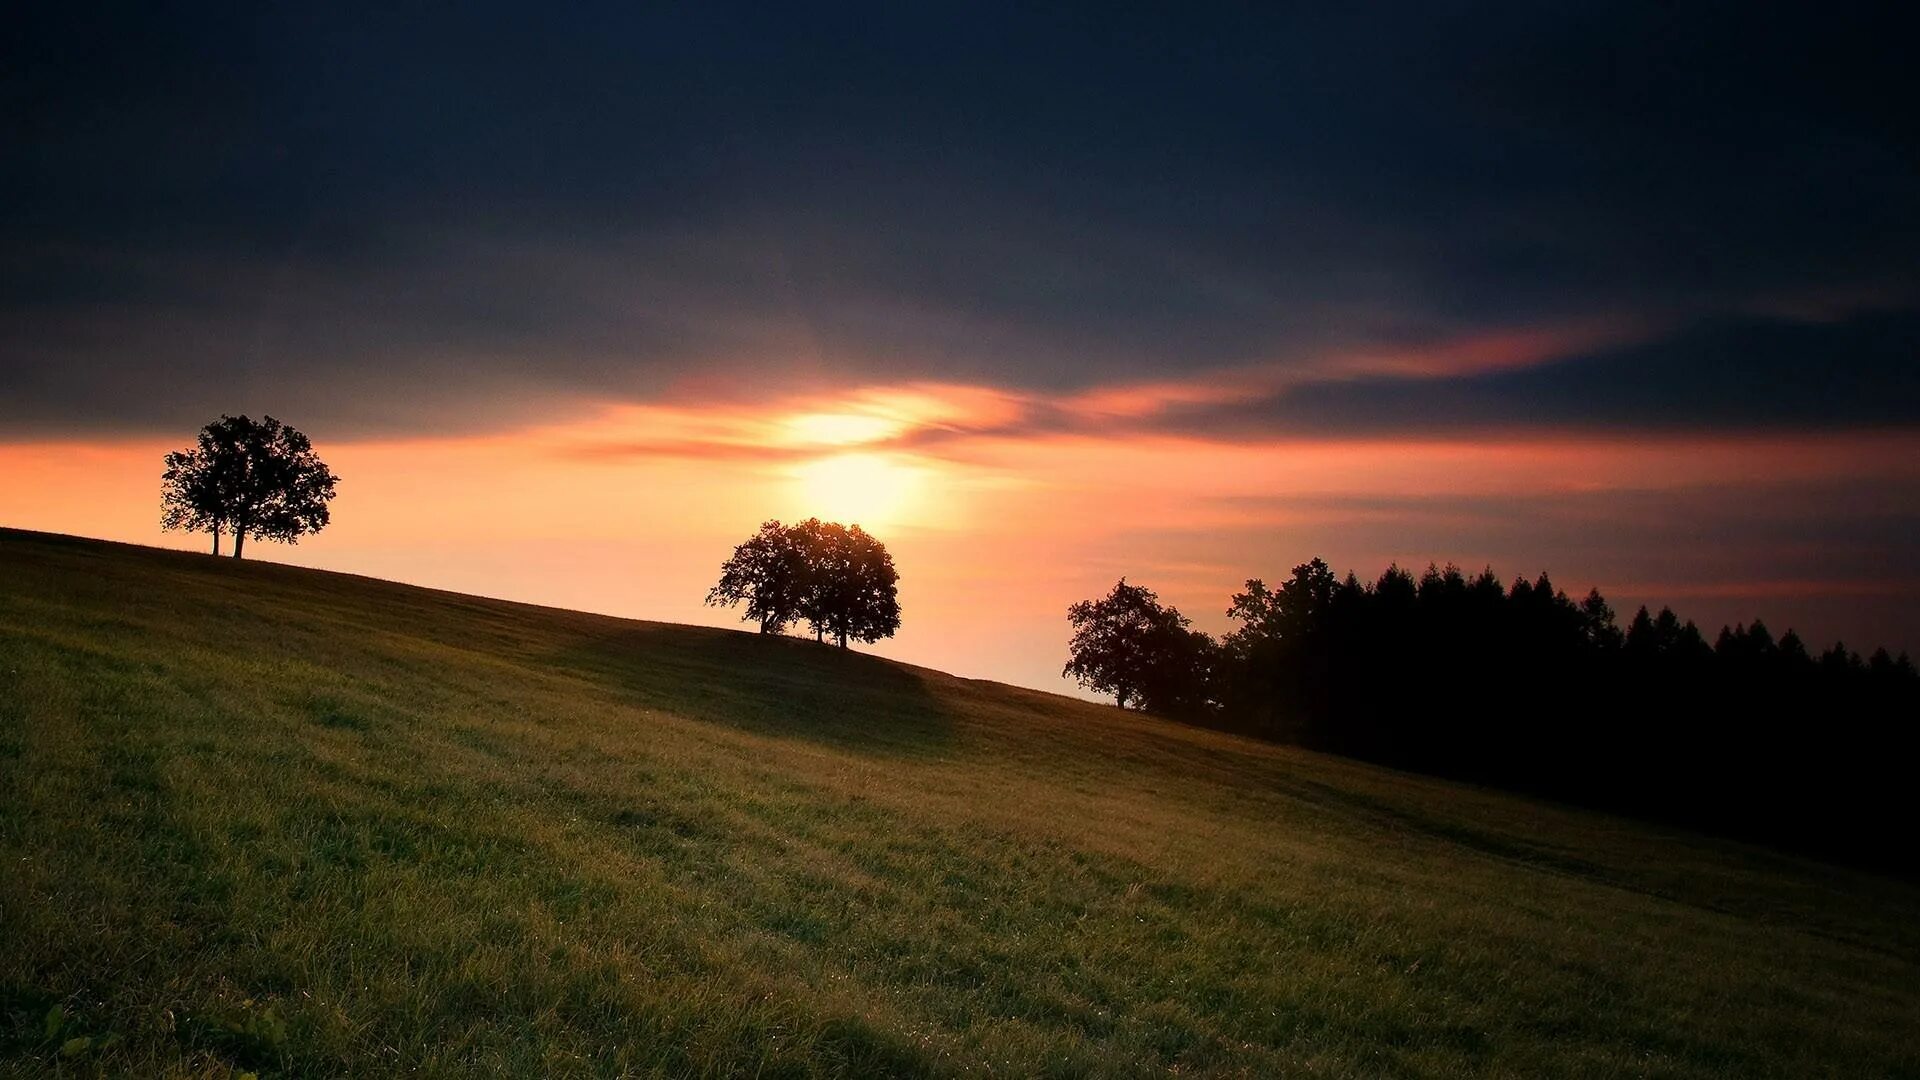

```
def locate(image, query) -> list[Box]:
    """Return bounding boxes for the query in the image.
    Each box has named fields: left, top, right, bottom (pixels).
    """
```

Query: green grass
left=2, top=528, right=1917, bottom=1078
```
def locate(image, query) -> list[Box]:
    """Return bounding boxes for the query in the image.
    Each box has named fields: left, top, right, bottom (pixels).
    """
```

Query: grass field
left=2, top=528, right=1917, bottom=1077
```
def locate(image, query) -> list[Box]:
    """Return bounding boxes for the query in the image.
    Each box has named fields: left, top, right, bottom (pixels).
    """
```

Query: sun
left=790, top=452, right=925, bottom=528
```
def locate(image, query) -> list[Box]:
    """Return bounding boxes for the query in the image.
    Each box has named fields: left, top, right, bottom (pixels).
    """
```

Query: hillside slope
left=2, top=528, right=1916, bottom=1077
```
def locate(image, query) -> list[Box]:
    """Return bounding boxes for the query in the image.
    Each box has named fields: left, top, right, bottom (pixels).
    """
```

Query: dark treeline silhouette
left=1068, top=561, right=1919, bottom=870
left=707, top=519, right=901, bottom=647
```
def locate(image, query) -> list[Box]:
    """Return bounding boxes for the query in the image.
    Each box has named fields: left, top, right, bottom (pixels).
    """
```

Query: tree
left=705, top=519, right=902, bottom=648
left=705, top=520, right=812, bottom=633
left=160, top=415, right=339, bottom=558
left=1579, top=588, right=1623, bottom=650
left=797, top=520, right=901, bottom=647
left=1224, top=557, right=1339, bottom=656
left=160, top=446, right=229, bottom=555
left=1064, top=579, right=1213, bottom=713
left=1820, top=641, right=1857, bottom=675
left=1778, top=629, right=1813, bottom=670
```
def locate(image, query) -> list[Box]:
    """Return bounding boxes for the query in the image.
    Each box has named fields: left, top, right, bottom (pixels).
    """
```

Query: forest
left=1067, top=560, right=1920, bottom=869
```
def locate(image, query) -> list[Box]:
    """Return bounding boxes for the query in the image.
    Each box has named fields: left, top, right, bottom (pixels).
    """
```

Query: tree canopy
left=706, top=519, right=901, bottom=648
left=161, top=415, right=340, bottom=558
left=1064, top=580, right=1214, bottom=713
left=704, top=520, right=814, bottom=634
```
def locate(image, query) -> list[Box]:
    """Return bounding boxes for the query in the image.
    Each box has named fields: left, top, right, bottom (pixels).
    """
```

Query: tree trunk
left=1116, top=688, right=1130, bottom=709
left=233, top=530, right=246, bottom=559
left=837, top=630, right=848, bottom=648
left=211, top=525, right=221, bottom=556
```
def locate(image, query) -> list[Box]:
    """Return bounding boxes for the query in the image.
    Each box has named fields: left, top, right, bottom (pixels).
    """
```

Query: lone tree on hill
left=1064, top=579, right=1214, bottom=713
left=161, top=414, right=340, bottom=558
left=705, top=518, right=901, bottom=648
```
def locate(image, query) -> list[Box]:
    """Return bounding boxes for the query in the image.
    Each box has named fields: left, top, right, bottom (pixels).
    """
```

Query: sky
left=4, top=3, right=1918, bottom=691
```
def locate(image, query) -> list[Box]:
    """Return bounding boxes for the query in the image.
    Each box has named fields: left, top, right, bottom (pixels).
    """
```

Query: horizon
left=5, top=5, right=1918, bottom=691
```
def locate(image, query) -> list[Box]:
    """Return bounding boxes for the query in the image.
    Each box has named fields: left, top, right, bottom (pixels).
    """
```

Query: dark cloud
left=3, top=3, right=1917, bottom=434
left=1168, top=310, right=1920, bottom=438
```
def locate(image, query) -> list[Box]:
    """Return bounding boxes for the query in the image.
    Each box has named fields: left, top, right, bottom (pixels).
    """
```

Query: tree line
left=1067, top=561, right=1920, bottom=869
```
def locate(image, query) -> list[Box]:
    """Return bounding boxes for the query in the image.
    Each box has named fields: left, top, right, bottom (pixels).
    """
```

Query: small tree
left=705, top=520, right=812, bottom=633
left=1064, top=579, right=1213, bottom=712
left=161, top=414, right=339, bottom=558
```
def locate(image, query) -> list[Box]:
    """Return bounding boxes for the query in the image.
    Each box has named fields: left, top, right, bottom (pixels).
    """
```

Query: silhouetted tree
left=798, top=520, right=901, bottom=648
left=161, top=446, right=229, bottom=555
left=705, top=520, right=813, bottom=633
left=787, top=518, right=837, bottom=644
left=1778, top=629, right=1813, bottom=670
left=706, top=518, right=901, bottom=648
left=1217, top=559, right=1346, bottom=741
left=1580, top=588, right=1623, bottom=650
left=1065, top=580, right=1214, bottom=712
left=1225, top=558, right=1339, bottom=652
left=1625, top=605, right=1657, bottom=652
left=161, top=415, right=338, bottom=558
left=1820, top=640, right=1857, bottom=675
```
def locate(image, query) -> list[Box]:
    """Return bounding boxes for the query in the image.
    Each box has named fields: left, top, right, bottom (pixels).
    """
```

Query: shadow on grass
left=548, top=624, right=959, bottom=758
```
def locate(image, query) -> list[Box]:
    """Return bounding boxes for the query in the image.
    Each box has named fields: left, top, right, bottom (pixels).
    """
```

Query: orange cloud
left=543, top=383, right=1032, bottom=462
left=1052, top=317, right=1651, bottom=429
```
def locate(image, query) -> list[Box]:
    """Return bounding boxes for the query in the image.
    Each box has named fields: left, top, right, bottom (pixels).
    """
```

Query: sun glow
left=790, top=452, right=927, bottom=528
left=785, top=412, right=904, bottom=447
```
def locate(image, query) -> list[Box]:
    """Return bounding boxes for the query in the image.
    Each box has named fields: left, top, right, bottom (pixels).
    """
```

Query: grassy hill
left=2, top=528, right=1916, bottom=1078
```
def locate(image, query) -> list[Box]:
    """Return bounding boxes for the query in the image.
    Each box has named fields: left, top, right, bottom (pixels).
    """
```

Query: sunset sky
left=5, top=5, right=1917, bottom=691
